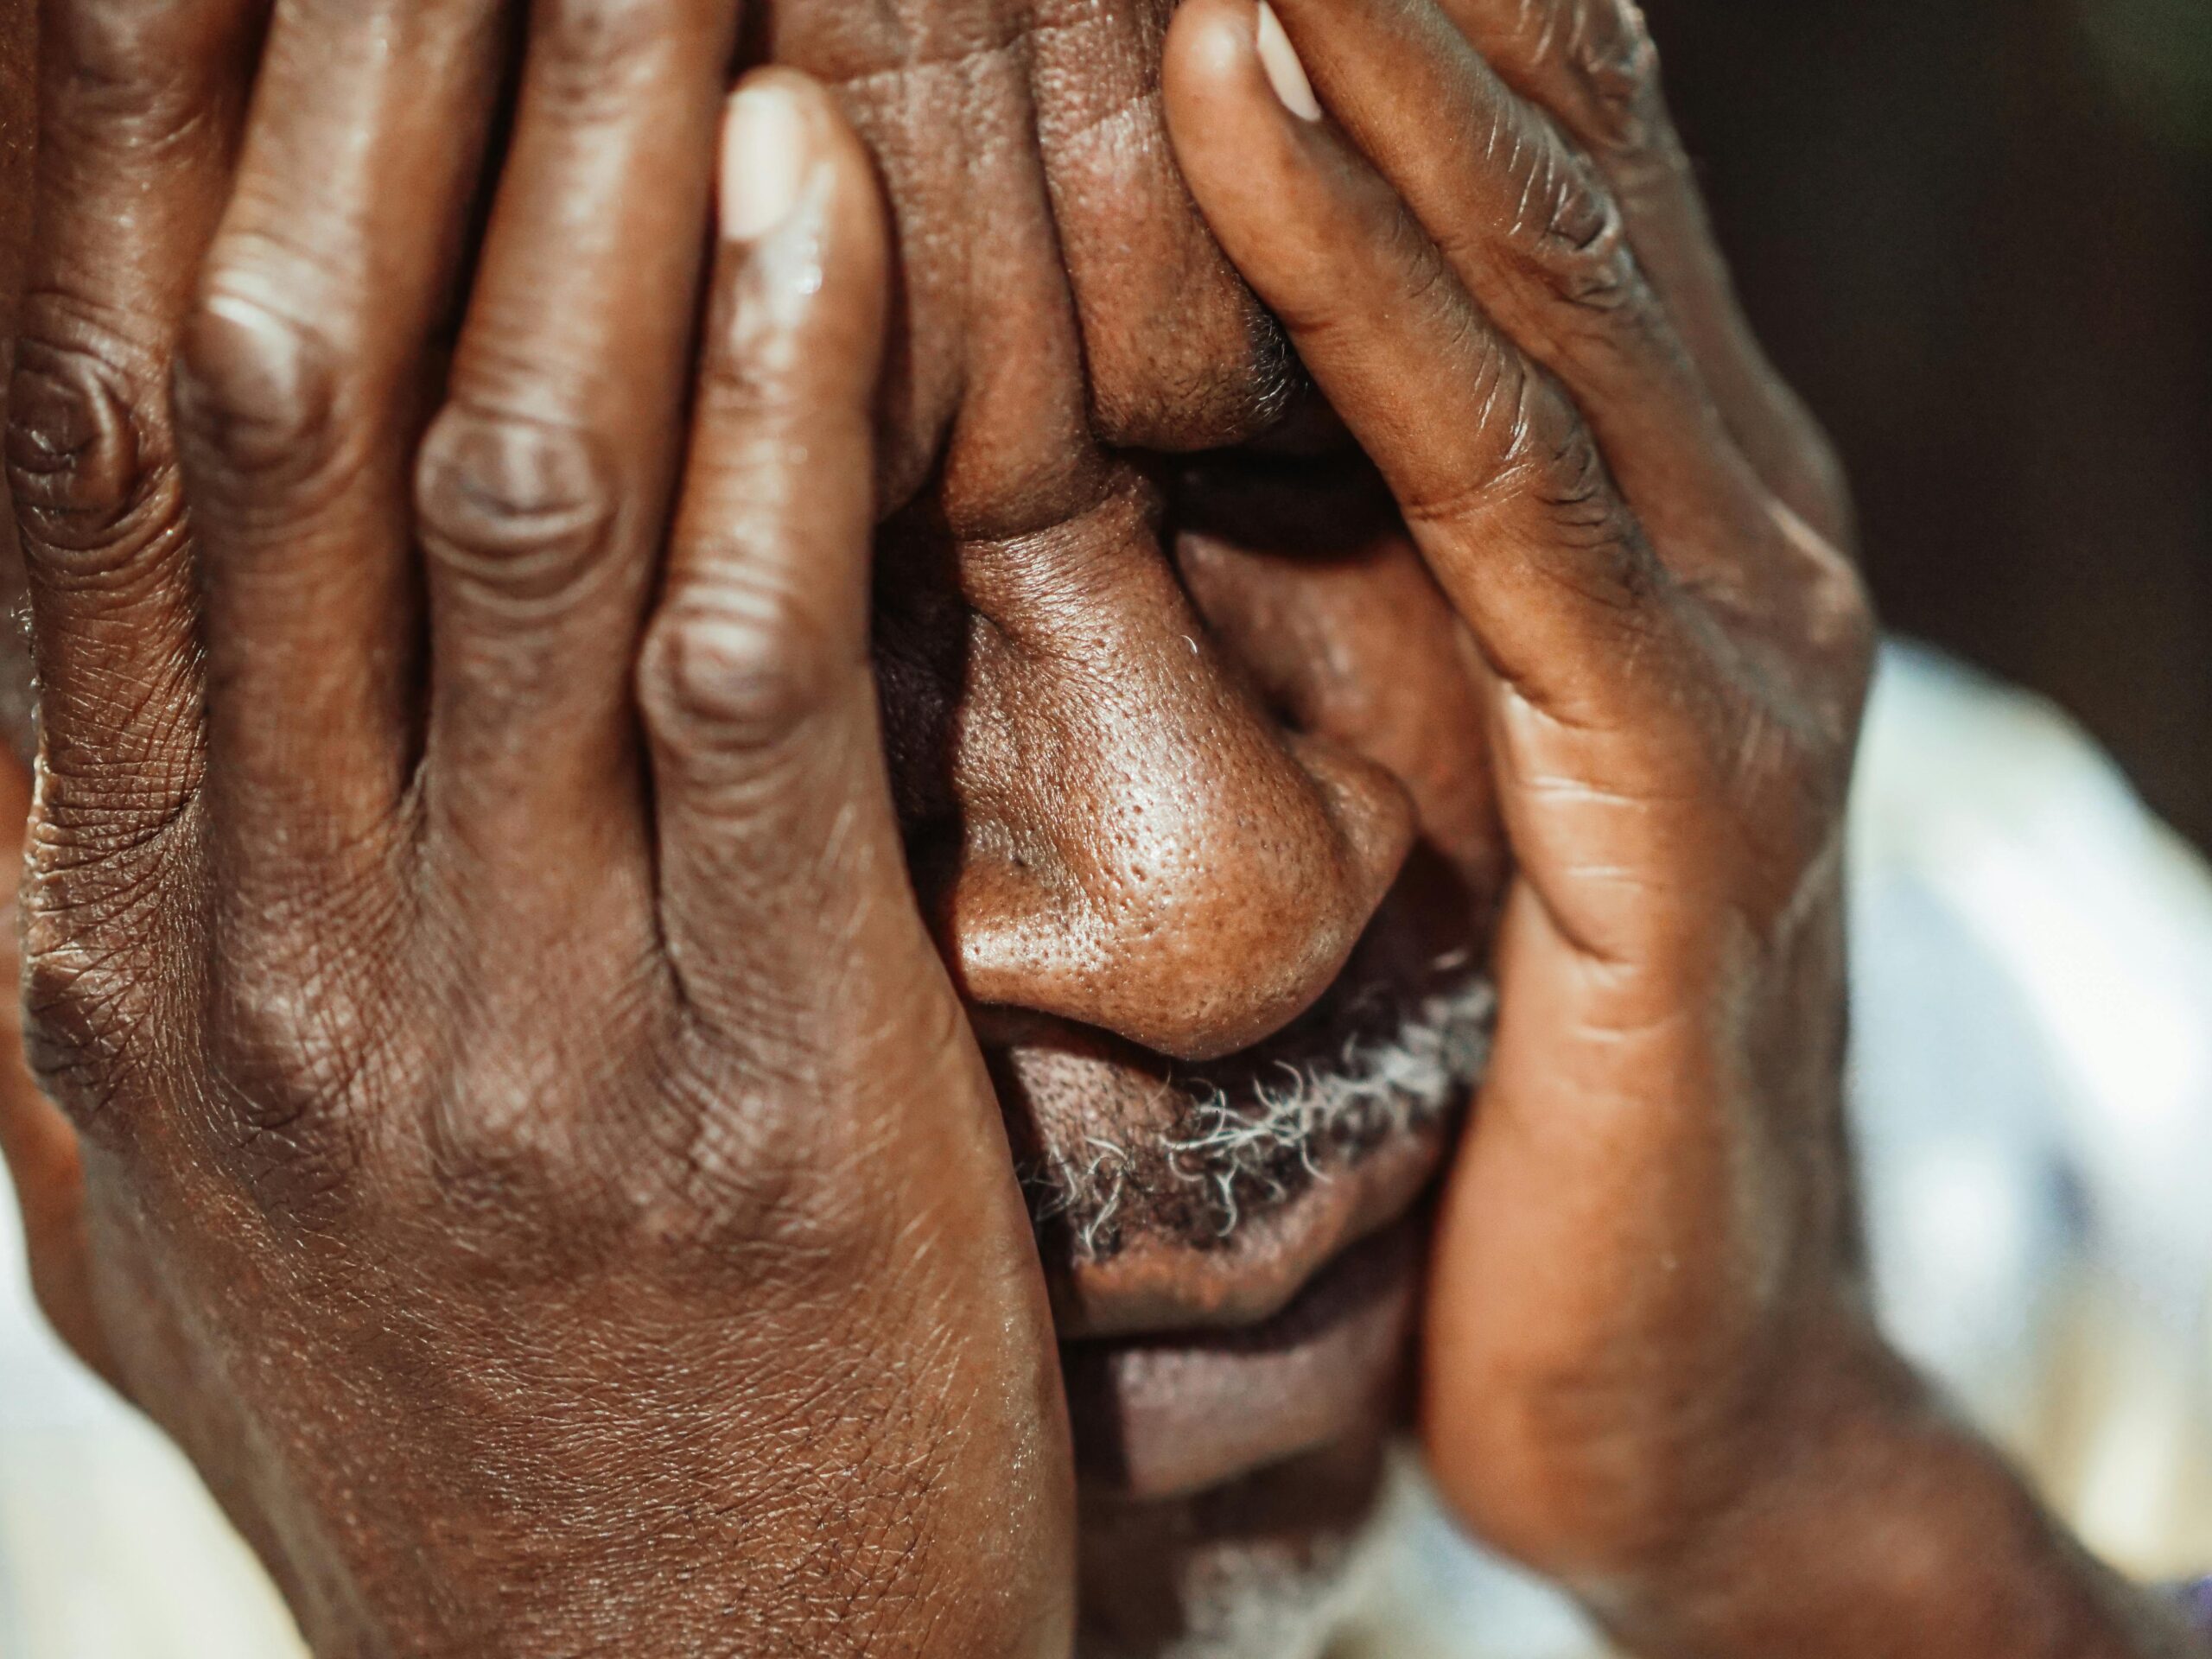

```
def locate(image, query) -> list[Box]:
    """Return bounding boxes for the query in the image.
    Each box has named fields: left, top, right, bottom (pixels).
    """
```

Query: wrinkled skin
left=0, top=0, right=2202, bottom=1656
left=2, top=7, right=1079, bottom=1655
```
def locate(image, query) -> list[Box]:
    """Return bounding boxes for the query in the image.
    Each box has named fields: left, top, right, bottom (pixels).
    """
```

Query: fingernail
left=1256, top=3, right=1322, bottom=124
left=721, top=79, right=808, bottom=242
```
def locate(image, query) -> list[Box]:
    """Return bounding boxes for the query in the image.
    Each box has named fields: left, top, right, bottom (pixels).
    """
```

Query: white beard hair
left=1033, top=973, right=1498, bottom=1257
left=1166, top=975, right=1497, bottom=1236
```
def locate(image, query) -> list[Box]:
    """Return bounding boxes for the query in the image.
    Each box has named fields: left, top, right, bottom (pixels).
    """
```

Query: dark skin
left=0, top=0, right=2202, bottom=1655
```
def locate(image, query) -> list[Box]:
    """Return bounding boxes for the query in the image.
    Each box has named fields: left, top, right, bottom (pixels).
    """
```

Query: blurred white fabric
left=5, top=643, right=2212, bottom=1657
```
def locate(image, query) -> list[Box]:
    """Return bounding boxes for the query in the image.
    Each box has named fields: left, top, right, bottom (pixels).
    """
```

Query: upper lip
left=985, top=902, right=1492, bottom=1342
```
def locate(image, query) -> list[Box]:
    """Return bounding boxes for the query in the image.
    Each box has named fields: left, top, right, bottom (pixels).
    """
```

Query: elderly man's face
left=770, top=6, right=1510, bottom=1652
left=0, top=3, right=1504, bottom=1654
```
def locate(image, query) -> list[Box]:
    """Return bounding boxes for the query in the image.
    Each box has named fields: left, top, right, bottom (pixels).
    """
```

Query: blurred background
left=1646, top=0, right=2212, bottom=849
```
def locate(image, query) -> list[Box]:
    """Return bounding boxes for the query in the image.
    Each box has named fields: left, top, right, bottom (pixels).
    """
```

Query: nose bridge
left=944, top=485, right=1415, bottom=1062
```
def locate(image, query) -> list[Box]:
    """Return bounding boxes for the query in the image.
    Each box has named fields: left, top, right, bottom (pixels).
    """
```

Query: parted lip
left=1061, top=1215, right=1425, bottom=1501
left=1044, top=955, right=1471, bottom=1497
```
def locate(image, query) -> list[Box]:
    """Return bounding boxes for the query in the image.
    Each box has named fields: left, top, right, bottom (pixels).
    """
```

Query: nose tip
left=952, top=734, right=1413, bottom=1061
left=940, top=496, right=1414, bottom=1063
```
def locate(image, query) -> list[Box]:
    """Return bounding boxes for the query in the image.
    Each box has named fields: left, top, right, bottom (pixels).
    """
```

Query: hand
left=0, top=0, right=1351, bottom=1375
left=5, top=4, right=1069, bottom=1653
left=1164, top=2, right=2202, bottom=1654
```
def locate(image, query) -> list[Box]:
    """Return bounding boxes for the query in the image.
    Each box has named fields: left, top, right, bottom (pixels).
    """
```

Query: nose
left=931, top=480, right=1414, bottom=1063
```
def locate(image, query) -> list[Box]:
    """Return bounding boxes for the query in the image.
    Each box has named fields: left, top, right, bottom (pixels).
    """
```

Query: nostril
left=1284, top=732, right=1421, bottom=908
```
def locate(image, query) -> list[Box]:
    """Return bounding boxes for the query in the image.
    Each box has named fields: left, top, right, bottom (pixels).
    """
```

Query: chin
left=1074, top=1427, right=1407, bottom=1659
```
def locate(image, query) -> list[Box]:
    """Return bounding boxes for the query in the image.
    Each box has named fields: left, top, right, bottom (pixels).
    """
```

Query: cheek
left=1041, top=108, right=1296, bottom=454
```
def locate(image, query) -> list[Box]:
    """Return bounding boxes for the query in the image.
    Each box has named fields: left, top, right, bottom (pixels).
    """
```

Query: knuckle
left=639, top=591, right=855, bottom=763
left=202, top=949, right=370, bottom=1146
left=20, top=937, right=155, bottom=1140
left=1497, top=364, right=1586, bottom=482
left=1807, top=555, right=1880, bottom=707
left=27, top=766, right=201, bottom=892
left=422, top=1080, right=612, bottom=1247
left=646, top=1045, right=911, bottom=1271
left=530, top=0, right=690, bottom=114
left=200, top=867, right=403, bottom=1152
left=414, top=1040, right=839, bottom=1281
left=6, top=300, right=181, bottom=563
left=1407, top=355, right=1558, bottom=520
left=415, top=405, right=619, bottom=607
left=1790, top=425, right=1859, bottom=552
left=45, top=0, right=213, bottom=135
left=16, top=818, right=190, bottom=1142
left=1413, top=367, right=1654, bottom=610
left=173, top=287, right=340, bottom=493
left=1510, top=146, right=1640, bottom=315
left=1522, top=398, right=1623, bottom=537
left=1559, top=0, right=1665, bottom=157
left=647, top=1101, right=823, bottom=1262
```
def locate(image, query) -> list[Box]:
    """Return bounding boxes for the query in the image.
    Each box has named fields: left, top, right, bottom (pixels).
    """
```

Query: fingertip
left=712, top=69, right=887, bottom=368
left=1164, top=0, right=1264, bottom=130
left=1166, top=0, right=1369, bottom=319
left=1166, top=0, right=1325, bottom=127
left=1166, top=0, right=1310, bottom=221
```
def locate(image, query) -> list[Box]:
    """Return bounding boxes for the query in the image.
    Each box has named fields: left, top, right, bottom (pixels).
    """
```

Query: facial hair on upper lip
left=1027, top=968, right=1497, bottom=1260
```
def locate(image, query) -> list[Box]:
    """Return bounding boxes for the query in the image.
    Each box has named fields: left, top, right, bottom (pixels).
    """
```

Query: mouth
left=1039, top=966, right=1493, bottom=1255
left=980, top=868, right=1494, bottom=1500
left=1062, top=1214, right=1424, bottom=1500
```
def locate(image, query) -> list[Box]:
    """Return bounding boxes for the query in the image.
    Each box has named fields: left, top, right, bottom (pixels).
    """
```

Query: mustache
left=1027, top=965, right=1497, bottom=1259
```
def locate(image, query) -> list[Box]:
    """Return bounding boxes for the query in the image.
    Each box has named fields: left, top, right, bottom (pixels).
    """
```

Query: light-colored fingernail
left=721, top=80, right=808, bottom=242
left=1256, top=3, right=1322, bottom=124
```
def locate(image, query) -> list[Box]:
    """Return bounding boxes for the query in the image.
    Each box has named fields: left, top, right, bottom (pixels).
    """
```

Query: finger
left=417, top=0, right=740, bottom=890
left=174, top=0, right=509, bottom=871
left=5, top=0, right=263, bottom=834
left=1166, top=0, right=1788, bottom=968
left=639, top=73, right=911, bottom=1033
left=1259, top=0, right=1778, bottom=575
left=1168, top=1, right=1692, bottom=725
left=1433, top=0, right=1853, bottom=545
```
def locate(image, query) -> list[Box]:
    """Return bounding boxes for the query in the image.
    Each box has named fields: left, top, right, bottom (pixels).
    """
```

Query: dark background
left=1646, top=0, right=2212, bottom=848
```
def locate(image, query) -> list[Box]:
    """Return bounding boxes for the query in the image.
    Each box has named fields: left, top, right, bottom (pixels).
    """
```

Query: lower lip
left=1060, top=1217, right=1421, bottom=1501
